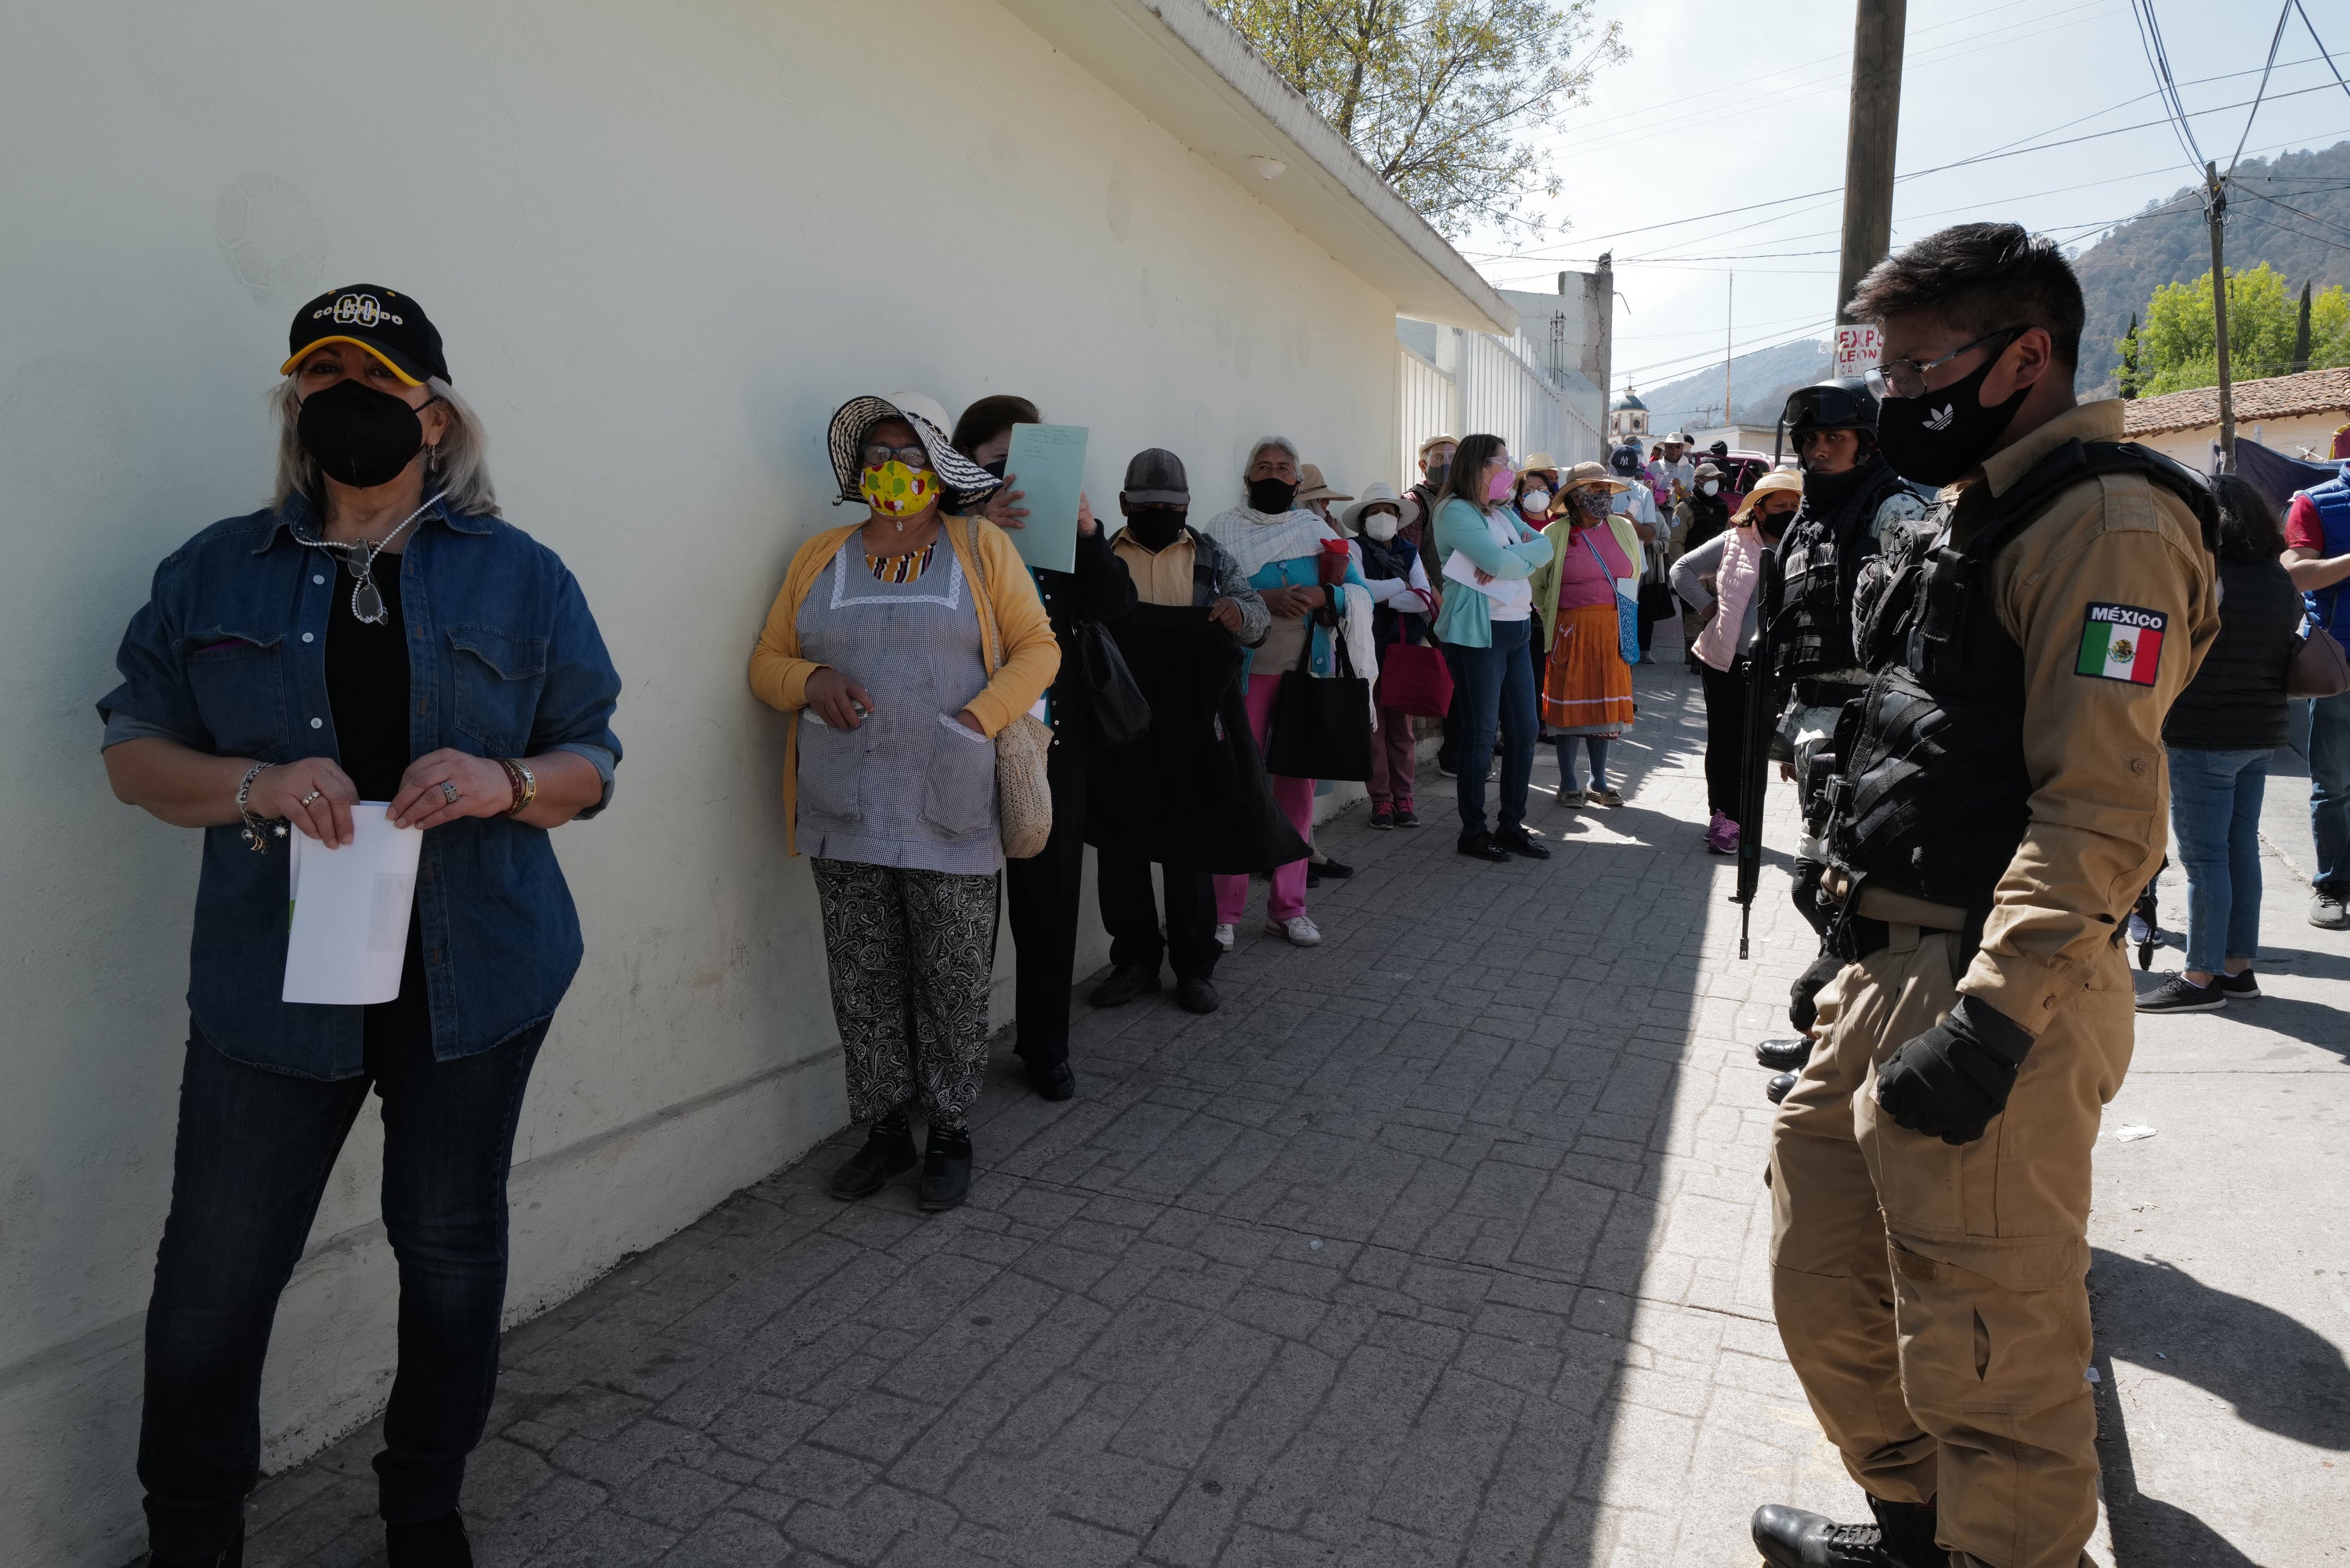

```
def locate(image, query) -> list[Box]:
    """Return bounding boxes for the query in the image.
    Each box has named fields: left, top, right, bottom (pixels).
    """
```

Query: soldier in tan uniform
left=1752, top=225, right=2219, bottom=1568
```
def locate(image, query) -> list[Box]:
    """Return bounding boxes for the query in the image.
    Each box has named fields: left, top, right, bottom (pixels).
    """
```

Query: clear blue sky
left=1454, top=0, right=2350, bottom=395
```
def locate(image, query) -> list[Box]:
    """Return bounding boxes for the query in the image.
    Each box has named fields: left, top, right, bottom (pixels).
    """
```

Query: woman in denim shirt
left=99, top=288, right=621, bottom=1568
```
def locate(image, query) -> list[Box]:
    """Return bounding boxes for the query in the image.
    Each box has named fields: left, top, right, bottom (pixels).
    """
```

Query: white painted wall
left=2131, top=411, right=2350, bottom=469
left=0, top=3, right=1401, bottom=1561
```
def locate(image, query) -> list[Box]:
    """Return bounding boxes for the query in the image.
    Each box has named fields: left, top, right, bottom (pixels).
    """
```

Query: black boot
left=150, top=1535, right=243, bottom=1568
left=1175, top=977, right=1221, bottom=1014
left=1088, top=963, right=1161, bottom=1008
left=1756, top=1036, right=1810, bottom=1072
left=919, top=1123, right=973, bottom=1212
left=1766, top=1071, right=1798, bottom=1105
left=829, top=1116, right=916, bottom=1200
left=386, top=1512, right=475, bottom=1568
left=1751, top=1498, right=1940, bottom=1568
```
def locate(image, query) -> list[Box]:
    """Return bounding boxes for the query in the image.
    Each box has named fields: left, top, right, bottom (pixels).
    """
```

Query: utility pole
left=1835, top=0, right=1907, bottom=323
left=1725, top=271, right=1734, bottom=428
left=2206, top=161, right=2236, bottom=471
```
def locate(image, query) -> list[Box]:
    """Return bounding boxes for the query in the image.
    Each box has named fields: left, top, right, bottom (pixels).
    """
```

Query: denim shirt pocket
left=919, top=711, right=996, bottom=837
left=183, top=628, right=287, bottom=758
left=448, top=624, right=549, bottom=756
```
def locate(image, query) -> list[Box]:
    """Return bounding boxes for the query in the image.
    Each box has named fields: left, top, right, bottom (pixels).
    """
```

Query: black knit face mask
left=1125, top=507, right=1186, bottom=549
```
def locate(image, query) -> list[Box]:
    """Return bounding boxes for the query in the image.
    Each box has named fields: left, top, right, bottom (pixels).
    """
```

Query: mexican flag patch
left=2075, top=602, right=2167, bottom=685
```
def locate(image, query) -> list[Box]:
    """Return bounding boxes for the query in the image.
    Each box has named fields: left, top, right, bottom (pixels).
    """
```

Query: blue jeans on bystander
left=2168, top=746, right=2271, bottom=975
left=1444, top=618, right=1537, bottom=838
left=2309, top=689, right=2350, bottom=895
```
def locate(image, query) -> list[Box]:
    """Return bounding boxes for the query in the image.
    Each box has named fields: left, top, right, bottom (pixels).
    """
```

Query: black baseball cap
left=1121, top=448, right=1190, bottom=505
left=282, top=285, right=449, bottom=385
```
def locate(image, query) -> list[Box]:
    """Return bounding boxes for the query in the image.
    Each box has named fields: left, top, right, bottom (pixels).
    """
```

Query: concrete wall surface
left=0, top=2, right=1400, bottom=1561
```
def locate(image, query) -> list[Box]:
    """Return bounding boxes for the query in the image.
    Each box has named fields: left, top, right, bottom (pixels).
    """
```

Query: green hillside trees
left=2135, top=264, right=2350, bottom=396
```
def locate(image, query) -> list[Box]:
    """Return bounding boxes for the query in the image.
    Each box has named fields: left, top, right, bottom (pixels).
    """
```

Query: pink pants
left=1215, top=672, right=1313, bottom=924
left=1366, top=706, right=1417, bottom=809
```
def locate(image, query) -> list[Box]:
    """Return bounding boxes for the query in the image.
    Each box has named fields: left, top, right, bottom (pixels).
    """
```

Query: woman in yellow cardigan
left=748, top=393, right=1058, bottom=1212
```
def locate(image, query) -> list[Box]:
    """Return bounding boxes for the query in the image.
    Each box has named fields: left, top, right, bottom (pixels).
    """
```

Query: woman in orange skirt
left=1528, top=464, right=1638, bottom=807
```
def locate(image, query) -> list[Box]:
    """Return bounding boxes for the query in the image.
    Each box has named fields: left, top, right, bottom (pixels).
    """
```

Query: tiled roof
left=2122, top=366, right=2350, bottom=436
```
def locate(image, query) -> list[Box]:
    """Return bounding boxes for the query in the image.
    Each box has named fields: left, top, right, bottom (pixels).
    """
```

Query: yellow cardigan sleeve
left=747, top=526, right=855, bottom=712
left=953, top=518, right=1061, bottom=737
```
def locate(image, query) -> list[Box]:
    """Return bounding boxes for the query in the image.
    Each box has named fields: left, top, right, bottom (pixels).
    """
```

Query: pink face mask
left=1486, top=470, right=1515, bottom=502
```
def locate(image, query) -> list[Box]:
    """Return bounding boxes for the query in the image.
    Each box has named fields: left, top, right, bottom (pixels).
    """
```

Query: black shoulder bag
left=1263, top=612, right=1374, bottom=782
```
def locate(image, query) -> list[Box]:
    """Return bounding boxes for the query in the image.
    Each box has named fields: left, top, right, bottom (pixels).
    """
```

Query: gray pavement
left=227, top=659, right=2350, bottom=1568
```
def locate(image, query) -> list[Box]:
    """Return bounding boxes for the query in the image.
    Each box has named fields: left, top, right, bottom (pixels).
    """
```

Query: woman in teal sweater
left=1431, top=433, right=1554, bottom=860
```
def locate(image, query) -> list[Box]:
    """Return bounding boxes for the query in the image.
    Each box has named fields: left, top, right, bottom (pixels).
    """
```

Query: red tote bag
left=1374, top=641, right=1453, bottom=717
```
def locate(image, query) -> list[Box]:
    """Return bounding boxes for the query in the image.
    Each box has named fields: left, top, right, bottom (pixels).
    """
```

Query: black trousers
left=1700, top=660, right=1750, bottom=818
left=1007, top=739, right=1089, bottom=1070
left=1097, top=850, right=1220, bottom=982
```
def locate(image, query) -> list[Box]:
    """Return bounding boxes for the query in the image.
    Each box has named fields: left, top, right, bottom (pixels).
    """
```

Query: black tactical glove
left=1788, top=951, right=1845, bottom=1034
left=1874, top=995, right=2034, bottom=1145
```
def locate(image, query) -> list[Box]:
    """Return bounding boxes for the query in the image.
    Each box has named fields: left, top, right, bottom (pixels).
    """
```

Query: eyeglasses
left=1865, top=327, right=2024, bottom=400
left=862, top=443, right=930, bottom=469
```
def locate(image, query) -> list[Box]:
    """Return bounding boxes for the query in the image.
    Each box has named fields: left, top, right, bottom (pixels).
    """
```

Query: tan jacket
left=1950, top=399, right=2219, bottom=1030
left=747, top=515, right=1060, bottom=854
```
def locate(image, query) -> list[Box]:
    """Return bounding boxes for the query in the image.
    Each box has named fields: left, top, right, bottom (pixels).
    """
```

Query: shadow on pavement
left=2090, top=1339, right=2274, bottom=1568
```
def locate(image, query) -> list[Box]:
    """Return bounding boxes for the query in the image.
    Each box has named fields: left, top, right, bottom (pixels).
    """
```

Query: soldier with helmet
left=1752, top=223, right=2218, bottom=1568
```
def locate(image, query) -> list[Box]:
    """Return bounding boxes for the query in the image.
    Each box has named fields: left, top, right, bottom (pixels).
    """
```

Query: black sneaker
left=2312, top=890, right=2349, bottom=929
left=1455, top=830, right=1510, bottom=862
left=1493, top=827, right=1551, bottom=861
left=1755, top=1037, right=1810, bottom=1072
left=1368, top=807, right=1394, bottom=830
left=386, top=1513, right=474, bottom=1568
left=919, top=1125, right=974, bottom=1212
left=1088, top=963, right=1161, bottom=1008
left=2214, top=969, right=2260, bottom=998
left=830, top=1119, right=917, bottom=1200
left=1392, top=805, right=1420, bottom=828
left=1435, top=754, right=1459, bottom=778
left=2135, top=974, right=2225, bottom=1013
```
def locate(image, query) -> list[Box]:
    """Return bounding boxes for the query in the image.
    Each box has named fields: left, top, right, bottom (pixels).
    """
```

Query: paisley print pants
left=810, top=859, right=1000, bottom=1126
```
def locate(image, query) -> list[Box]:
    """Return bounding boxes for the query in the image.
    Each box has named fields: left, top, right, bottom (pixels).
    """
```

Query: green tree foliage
left=2134, top=263, right=2350, bottom=396
left=1208, top=0, right=1625, bottom=237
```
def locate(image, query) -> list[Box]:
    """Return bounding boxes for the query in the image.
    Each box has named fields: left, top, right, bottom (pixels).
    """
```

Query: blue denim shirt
left=98, top=493, right=623, bottom=1078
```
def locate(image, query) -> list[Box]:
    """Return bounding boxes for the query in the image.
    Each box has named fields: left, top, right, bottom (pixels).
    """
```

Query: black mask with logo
left=298, top=378, right=438, bottom=489
left=1248, top=476, right=1298, bottom=514
left=1124, top=507, right=1187, bottom=550
left=1875, top=348, right=2030, bottom=488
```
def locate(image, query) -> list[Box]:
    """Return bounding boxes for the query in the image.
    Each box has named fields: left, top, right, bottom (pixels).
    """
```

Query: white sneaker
left=1213, top=923, right=1235, bottom=952
left=1266, top=915, right=1321, bottom=947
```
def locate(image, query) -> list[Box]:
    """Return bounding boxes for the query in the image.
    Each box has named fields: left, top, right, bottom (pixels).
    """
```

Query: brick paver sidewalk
left=241, top=663, right=1870, bottom=1567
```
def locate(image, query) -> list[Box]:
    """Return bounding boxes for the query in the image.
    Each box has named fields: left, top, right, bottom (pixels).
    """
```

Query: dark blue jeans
left=2168, top=746, right=2270, bottom=974
left=2310, top=689, right=2350, bottom=894
left=139, top=954, right=547, bottom=1559
left=1446, top=618, right=1537, bottom=837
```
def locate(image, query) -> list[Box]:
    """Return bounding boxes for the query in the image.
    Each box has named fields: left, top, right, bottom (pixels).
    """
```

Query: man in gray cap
left=1088, top=450, right=1273, bottom=1014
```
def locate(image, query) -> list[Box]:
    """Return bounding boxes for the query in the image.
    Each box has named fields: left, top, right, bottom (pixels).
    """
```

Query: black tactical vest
left=1775, top=458, right=1915, bottom=685
left=1824, top=439, right=2215, bottom=911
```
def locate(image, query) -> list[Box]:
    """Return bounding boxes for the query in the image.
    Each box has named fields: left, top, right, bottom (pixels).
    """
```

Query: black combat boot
left=1752, top=1497, right=1940, bottom=1568
left=829, top=1115, right=916, bottom=1200
left=1756, top=1036, right=1811, bottom=1072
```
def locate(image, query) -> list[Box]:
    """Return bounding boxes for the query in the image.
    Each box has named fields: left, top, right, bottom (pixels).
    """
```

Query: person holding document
left=97, top=287, right=623, bottom=1568
left=950, top=395, right=1135, bottom=1101
left=1431, top=435, right=1553, bottom=862
left=1528, top=464, right=1641, bottom=809
left=748, top=393, right=1058, bottom=1214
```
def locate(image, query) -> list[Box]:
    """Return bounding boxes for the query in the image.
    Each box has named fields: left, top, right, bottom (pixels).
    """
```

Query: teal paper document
left=1004, top=423, right=1087, bottom=573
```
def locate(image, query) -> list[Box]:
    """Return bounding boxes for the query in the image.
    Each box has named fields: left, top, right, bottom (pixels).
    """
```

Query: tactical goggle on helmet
left=1775, top=377, right=1879, bottom=468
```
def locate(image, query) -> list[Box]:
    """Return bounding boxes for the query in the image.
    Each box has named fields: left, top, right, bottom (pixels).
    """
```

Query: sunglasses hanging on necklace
left=301, top=491, right=446, bottom=624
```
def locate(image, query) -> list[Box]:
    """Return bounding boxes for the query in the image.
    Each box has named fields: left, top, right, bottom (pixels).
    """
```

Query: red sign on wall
left=1834, top=325, right=1882, bottom=380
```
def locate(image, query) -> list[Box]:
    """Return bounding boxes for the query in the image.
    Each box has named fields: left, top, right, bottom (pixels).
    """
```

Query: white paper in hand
left=282, top=804, right=425, bottom=1006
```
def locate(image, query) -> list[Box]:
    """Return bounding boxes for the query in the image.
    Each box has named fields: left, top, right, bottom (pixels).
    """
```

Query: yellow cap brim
left=279, top=336, right=424, bottom=386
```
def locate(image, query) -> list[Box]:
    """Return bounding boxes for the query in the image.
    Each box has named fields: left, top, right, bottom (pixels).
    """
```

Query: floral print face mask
left=860, top=460, right=938, bottom=518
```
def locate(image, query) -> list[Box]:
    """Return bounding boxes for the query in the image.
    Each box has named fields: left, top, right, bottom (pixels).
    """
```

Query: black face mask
left=1124, top=507, right=1187, bottom=549
left=1248, top=477, right=1297, bottom=513
left=1424, top=461, right=1451, bottom=491
left=298, top=378, right=436, bottom=489
left=980, top=457, right=1007, bottom=479
left=1875, top=350, right=2030, bottom=487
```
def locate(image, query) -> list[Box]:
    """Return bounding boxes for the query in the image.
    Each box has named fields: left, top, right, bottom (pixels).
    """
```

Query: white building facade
left=0, top=2, right=1513, bottom=1562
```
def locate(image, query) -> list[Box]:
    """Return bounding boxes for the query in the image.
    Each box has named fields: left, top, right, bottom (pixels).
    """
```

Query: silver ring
left=440, top=781, right=460, bottom=805
left=298, top=789, right=323, bottom=805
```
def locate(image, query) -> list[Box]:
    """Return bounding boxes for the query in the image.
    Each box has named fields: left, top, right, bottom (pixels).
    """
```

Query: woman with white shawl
left=1198, top=435, right=1372, bottom=949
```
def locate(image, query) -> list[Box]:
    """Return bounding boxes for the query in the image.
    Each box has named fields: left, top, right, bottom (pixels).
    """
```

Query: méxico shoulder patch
left=2074, top=602, right=2167, bottom=685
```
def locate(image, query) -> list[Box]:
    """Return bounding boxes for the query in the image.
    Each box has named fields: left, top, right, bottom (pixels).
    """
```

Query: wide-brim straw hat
left=1416, top=432, right=1460, bottom=459
left=1296, top=462, right=1354, bottom=506
left=1517, top=451, right=1564, bottom=477
left=1340, top=481, right=1416, bottom=533
left=1731, top=468, right=1805, bottom=524
left=826, top=392, right=1001, bottom=511
left=1557, top=460, right=1629, bottom=497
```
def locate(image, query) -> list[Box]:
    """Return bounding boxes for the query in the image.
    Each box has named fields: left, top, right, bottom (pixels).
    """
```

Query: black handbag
left=1068, top=620, right=1152, bottom=746
left=1638, top=580, right=1678, bottom=625
left=1263, top=616, right=1375, bottom=782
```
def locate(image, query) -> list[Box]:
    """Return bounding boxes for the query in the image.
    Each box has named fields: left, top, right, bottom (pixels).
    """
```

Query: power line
left=2129, top=0, right=2207, bottom=175
left=2295, top=1, right=2350, bottom=108
left=2229, top=5, right=2296, bottom=174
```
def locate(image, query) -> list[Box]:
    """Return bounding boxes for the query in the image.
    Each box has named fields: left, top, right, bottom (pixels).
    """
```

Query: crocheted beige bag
left=965, top=518, right=1054, bottom=858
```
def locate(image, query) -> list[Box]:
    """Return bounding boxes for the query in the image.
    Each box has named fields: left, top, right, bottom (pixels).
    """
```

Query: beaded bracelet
left=235, top=762, right=284, bottom=854
left=497, top=757, right=537, bottom=818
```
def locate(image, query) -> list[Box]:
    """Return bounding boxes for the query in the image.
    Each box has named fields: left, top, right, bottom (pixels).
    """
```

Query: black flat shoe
left=1752, top=1498, right=1940, bottom=1568
left=1087, top=963, right=1161, bottom=1008
left=1176, top=977, right=1220, bottom=1014
left=387, top=1513, right=474, bottom=1568
left=1456, top=830, right=1510, bottom=862
left=150, top=1537, right=243, bottom=1568
left=1493, top=828, right=1550, bottom=861
left=1024, top=1059, right=1076, bottom=1101
left=1765, top=1071, right=1797, bottom=1105
left=919, top=1125, right=973, bottom=1212
left=1755, top=1036, right=1810, bottom=1072
left=829, top=1119, right=916, bottom=1200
